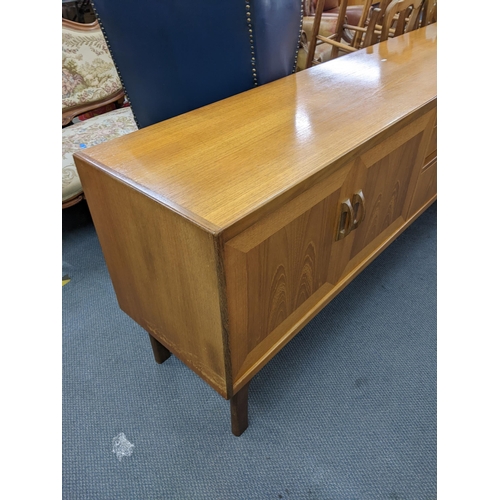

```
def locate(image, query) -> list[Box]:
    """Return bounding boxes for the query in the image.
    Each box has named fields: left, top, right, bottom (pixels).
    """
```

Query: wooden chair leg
left=305, top=0, right=326, bottom=69
left=230, top=382, right=250, bottom=436
left=148, top=333, right=171, bottom=364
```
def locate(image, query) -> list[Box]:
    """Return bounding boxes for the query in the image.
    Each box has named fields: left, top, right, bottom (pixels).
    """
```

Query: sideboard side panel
left=75, top=159, right=230, bottom=398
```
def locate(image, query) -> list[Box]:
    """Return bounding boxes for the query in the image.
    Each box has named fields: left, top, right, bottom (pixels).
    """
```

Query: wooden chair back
left=420, top=0, right=437, bottom=26
left=379, top=0, right=424, bottom=42
left=305, top=0, right=391, bottom=68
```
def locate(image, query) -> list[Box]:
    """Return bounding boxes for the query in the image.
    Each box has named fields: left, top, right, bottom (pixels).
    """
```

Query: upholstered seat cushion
left=62, top=106, right=137, bottom=202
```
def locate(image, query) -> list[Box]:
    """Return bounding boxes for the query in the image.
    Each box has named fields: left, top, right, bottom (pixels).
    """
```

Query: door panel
left=409, top=158, right=437, bottom=216
left=245, top=191, right=339, bottom=349
left=225, top=191, right=341, bottom=380
left=225, top=161, right=351, bottom=381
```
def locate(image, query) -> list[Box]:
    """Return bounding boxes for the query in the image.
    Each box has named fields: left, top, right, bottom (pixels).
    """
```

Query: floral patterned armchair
left=62, top=18, right=137, bottom=208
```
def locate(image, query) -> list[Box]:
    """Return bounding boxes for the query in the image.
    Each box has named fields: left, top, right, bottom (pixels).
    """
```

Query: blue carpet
left=62, top=201, right=437, bottom=500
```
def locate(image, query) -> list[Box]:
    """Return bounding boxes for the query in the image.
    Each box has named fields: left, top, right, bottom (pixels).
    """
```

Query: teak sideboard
left=75, top=24, right=437, bottom=436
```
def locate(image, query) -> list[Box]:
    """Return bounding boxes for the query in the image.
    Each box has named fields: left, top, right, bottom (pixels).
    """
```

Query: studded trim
left=89, top=0, right=142, bottom=129
left=293, top=0, right=305, bottom=73
left=244, top=0, right=259, bottom=87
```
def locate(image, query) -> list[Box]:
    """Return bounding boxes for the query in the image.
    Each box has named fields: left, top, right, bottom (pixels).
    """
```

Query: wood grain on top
left=75, top=24, right=436, bottom=233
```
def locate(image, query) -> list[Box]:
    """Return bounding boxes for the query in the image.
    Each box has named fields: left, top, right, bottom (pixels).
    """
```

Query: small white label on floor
left=112, top=433, right=135, bottom=461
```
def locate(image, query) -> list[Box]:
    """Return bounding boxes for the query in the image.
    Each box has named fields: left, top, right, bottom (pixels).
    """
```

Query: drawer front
left=224, top=108, right=436, bottom=391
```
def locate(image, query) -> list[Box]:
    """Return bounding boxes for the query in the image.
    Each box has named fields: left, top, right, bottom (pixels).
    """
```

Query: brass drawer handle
left=336, top=198, right=354, bottom=241
left=351, top=190, right=366, bottom=230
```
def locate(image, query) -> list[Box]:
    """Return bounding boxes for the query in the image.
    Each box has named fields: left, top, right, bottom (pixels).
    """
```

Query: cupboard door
left=224, top=161, right=353, bottom=390
left=328, top=109, right=436, bottom=284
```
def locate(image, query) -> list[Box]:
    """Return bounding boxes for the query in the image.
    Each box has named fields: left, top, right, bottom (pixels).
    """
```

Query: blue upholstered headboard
left=90, top=0, right=304, bottom=129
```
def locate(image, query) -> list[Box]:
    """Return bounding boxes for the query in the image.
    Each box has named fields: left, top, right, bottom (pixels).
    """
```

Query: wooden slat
left=317, top=35, right=358, bottom=52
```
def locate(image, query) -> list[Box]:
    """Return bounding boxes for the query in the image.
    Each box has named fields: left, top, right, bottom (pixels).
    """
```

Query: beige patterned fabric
left=62, top=24, right=121, bottom=111
left=62, top=107, right=137, bottom=202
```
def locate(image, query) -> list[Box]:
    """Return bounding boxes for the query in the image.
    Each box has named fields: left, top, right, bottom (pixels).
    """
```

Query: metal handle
left=351, top=190, right=366, bottom=230
left=336, top=198, right=354, bottom=241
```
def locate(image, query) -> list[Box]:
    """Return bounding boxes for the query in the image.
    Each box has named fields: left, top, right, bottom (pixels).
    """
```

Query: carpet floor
left=62, top=201, right=437, bottom=500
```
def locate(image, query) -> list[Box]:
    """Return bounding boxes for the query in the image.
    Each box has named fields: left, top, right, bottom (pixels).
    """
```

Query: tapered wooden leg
left=230, top=382, right=250, bottom=436
left=148, top=333, right=171, bottom=364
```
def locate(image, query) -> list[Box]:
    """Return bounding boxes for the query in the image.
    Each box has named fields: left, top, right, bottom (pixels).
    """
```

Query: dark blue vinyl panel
left=252, top=0, right=302, bottom=85
left=91, top=0, right=302, bottom=129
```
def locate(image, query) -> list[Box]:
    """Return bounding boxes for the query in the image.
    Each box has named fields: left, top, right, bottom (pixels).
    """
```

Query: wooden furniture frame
left=306, top=0, right=428, bottom=68
left=306, top=0, right=388, bottom=68
left=420, top=0, right=437, bottom=26
left=379, top=0, right=424, bottom=43
left=62, top=192, right=86, bottom=209
left=74, top=25, right=437, bottom=436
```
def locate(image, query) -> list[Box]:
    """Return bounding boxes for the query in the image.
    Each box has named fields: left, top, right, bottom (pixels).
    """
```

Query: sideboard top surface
left=76, top=24, right=437, bottom=234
